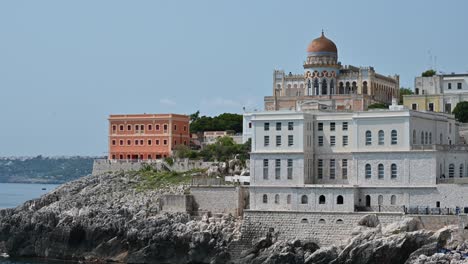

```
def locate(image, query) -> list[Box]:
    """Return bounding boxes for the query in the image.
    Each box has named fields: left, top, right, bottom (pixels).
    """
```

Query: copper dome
left=307, top=32, right=337, bottom=53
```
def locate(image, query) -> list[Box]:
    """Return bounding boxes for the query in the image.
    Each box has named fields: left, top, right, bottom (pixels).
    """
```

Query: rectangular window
left=275, top=159, right=281, bottom=180
left=448, top=83, right=452, bottom=89
left=119, top=125, right=124, bottom=131
left=127, top=125, right=132, bottom=131
left=112, top=125, right=116, bottom=132
left=163, top=124, right=168, bottom=132
left=318, top=122, right=323, bottom=131
left=264, top=122, right=270, bottom=131
left=276, top=122, right=281, bottom=131
left=148, top=124, right=152, bottom=130
left=156, top=124, right=160, bottom=130
left=135, top=140, right=139, bottom=145
left=288, top=135, right=294, bottom=146
left=287, top=159, right=293, bottom=179
left=263, top=159, right=269, bottom=179
left=184, top=126, right=187, bottom=131
left=174, top=125, right=177, bottom=131
left=264, top=136, right=270, bottom=146
left=288, top=122, right=294, bottom=130
left=412, top=103, right=417, bottom=110
left=330, top=122, right=335, bottom=131
left=342, top=159, right=348, bottom=179
left=248, top=122, right=252, bottom=128
left=330, top=159, right=335, bottom=179
left=330, top=136, right=336, bottom=146
left=148, top=140, right=152, bottom=145
left=119, top=140, right=123, bottom=146
left=343, top=122, right=348, bottom=131
left=446, top=103, right=452, bottom=114
left=458, top=83, right=462, bottom=89
left=318, top=136, right=324, bottom=147
left=140, top=140, right=144, bottom=145
left=156, top=139, right=160, bottom=145
left=163, top=139, right=167, bottom=145
left=343, top=135, right=348, bottom=146
left=428, top=102, right=434, bottom=111
left=127, top=140, right=131, bottom=145
left=276, top=135, right=281, bottom=146
left=112, top=140, right=116, bottom=145
left=318, top=159, right=323, bottom=179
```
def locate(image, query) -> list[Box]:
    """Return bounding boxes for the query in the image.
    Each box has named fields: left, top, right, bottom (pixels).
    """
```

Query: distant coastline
left=0, top=156, right=100, bottom=184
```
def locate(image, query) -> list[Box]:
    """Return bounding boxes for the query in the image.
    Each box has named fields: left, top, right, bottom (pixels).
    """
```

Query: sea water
left=0, top=183, right=63, bottom=264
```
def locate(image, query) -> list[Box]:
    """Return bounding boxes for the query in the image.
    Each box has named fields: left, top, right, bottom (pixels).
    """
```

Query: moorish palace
left=265, top=32, right=400, bottom=111
left=244, top=33, right=468, bottom=213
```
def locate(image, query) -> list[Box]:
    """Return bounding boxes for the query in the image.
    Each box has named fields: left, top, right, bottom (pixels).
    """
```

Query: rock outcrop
left=238, top=216, right=466, bottom=264
left=0, top=172, right=241, bottom=263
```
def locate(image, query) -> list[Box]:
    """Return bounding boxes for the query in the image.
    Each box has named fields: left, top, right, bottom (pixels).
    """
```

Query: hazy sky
left=1, top=0, right=468, bottom=156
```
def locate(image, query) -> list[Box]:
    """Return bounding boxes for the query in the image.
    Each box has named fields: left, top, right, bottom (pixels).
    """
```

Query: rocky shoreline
left=1, top=171, right=468, bottom=263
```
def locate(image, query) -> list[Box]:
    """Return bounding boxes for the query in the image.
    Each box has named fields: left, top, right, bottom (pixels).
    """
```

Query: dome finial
left=321, top=29, right=324, bottom=36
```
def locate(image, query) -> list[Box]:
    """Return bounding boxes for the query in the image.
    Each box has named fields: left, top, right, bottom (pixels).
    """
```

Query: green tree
left=199, top=136, right=250, bottom=162
left=368, top=103, right=388, bottom=109
left=189, top=112, right=243, bottom=133
left=399, top=87, right=414, bottom=104
left=453, top=101, right=468, bottom=123
left=422, top=69, right=437, bottom=77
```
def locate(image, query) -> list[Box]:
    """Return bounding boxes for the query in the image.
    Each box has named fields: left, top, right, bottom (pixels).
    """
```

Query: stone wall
left=92, top=159, right=153, bottom=175
left=92, top=159, right=218, bottom=175
left=161, top=195, right=193, bottom=213
left=239, top=210, right=403, bottom=247
left=190, top=186, right=247, bottom=217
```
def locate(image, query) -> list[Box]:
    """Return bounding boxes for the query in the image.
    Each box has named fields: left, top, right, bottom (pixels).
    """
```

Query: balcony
left=411, top=144, right=468, bottom=151
left=437, top=177, right=468, bottom=184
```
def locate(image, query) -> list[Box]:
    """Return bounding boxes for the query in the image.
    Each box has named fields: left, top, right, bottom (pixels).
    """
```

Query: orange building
left=108, top=114, right=190, bottom=160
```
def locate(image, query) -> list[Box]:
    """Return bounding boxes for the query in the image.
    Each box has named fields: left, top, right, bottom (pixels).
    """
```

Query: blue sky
left=1, top=0, right=468, bottom=156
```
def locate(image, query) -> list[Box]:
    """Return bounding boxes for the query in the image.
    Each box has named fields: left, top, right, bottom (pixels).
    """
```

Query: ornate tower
left=303, top=32, right=341, bottom=96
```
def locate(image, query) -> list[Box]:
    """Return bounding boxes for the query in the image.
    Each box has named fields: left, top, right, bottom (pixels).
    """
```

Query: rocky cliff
left=0, top=171, right=241, bottom=263
left=1, top=170, right=468, bottom=264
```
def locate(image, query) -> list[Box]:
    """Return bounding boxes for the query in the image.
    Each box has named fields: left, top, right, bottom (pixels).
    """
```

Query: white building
left=246, top=102, right=468, bottom=214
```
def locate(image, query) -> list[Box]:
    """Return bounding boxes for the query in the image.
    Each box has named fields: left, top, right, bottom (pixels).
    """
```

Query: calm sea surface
left=0, top=183, right=60, bottom=209
left=0, top=183, right=63, bottom=264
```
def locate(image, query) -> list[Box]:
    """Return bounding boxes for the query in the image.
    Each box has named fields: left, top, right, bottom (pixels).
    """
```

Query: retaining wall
left=191, top=186, right=248, bottom=217
left=162, top=195, right=193, bottom=213
left=239, top=210, right=403, bottom=247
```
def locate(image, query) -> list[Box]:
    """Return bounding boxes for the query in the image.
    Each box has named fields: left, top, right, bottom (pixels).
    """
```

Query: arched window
left=330, top=79, right=335, bottom=94
left=307, top=79, right=312, bottom=95
left=301, top=218, right=308, bottom=223
left=378, top=130, right=384, bottom=145
left=274, top=194, right=279, bottom=204
left=378, top=195, right=383, bottom=205
left=345, top=82, right=351, bottom=94
left=336, top=219, right=344, bottom=224
left=337, top=195, right=344, bottom=204
left=425, top=132, right=428, bottom=145
left=429, top=133, right=432, bottom=144
left=378, top=164, right=384, bottom=179
left=287, top=194, right=291, bottom=204
left=352, top=81, right=357, bottom=93
left=440, top=133, right=443, bottom=144
left=318, top=219, right=326, bottom=224
left=391, top=164, right=397, bottom=179
left=391, top=130, right=397, bottom=145
left=391, top=195, right=397, bottom=205
left=365, top=164, right=372, bottom=178
left=460, top=164, right=464, bottom=178
left=420, top=132, right=424, bottom=144
left=301, top=195, right=308, bottom=204
left=449, top=164, right=455, bottom=178
left=366, top=131, right=372, bottom=145
left=362, top=81, right=368, bottom=94
left=339, top=82, right=344, bottom=94
left=413, top=130, right=416, bottom=144
left=365, top=195, right=371, bottom=207
left=319, top=195, right=326, bottom=204
left=263, top=194, right=268, bottom=204
left=313, top=78, right=319, bottom=95
left=321, top=79, right=328, bottom=95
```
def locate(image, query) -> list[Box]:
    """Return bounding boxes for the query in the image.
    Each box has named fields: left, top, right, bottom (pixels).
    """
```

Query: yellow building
left=403, top=94, right=444, bottom=112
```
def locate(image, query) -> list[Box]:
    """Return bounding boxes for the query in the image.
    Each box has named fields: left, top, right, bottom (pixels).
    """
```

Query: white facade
left=246, top=106, right=468, bottom=213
